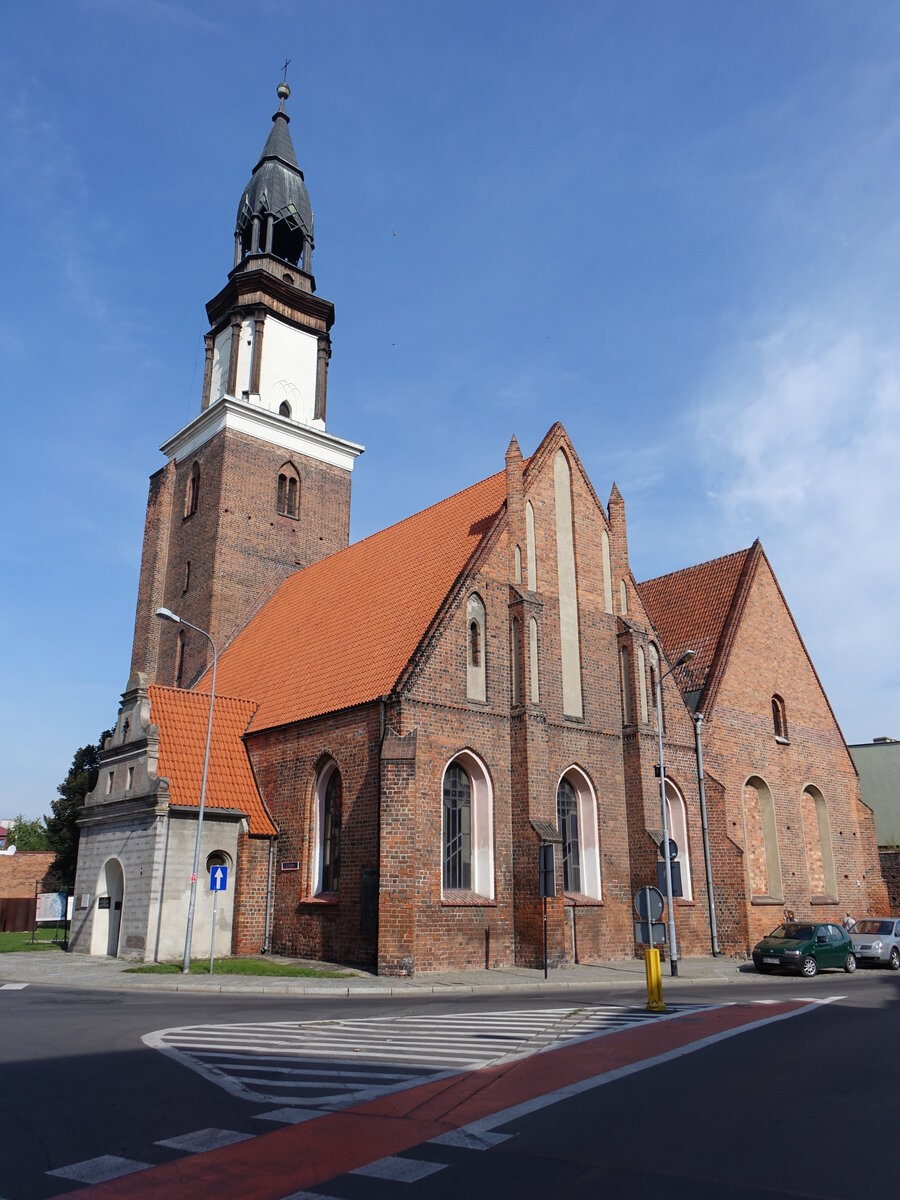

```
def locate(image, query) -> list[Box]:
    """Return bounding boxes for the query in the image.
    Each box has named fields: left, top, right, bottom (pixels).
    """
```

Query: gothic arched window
left=772, top=694, right=788, bottom=740
left=276, top=464, right=300, bottom=518
left=316, top=763, right=342, bottom=894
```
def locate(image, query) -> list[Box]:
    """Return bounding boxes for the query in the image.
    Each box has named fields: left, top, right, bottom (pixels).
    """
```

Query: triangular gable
left=149, top=685, right=275, bottom=836
left=201, top=468, right=508, bottom=731
left=637, top=545, right=756, bottom=705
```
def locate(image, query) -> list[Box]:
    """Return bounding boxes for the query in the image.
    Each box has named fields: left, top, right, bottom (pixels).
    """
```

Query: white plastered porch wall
left=155, top=811, right=241, bottom=961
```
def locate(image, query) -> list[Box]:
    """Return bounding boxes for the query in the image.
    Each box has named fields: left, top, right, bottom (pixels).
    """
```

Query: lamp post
left=655, top=648, right=696, bottom=977
left=155, top=607, right=217, bottom=975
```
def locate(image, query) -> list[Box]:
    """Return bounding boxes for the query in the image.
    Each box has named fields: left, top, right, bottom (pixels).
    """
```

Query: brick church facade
left=69, top=84, right=888, bottom=970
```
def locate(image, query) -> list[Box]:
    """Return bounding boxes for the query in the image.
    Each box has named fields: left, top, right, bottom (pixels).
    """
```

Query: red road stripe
left=52, top=1001, right=810, bottom=1200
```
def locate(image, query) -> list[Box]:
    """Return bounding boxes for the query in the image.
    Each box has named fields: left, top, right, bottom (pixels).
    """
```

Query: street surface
left=1, top=971, right=897, bottom=1199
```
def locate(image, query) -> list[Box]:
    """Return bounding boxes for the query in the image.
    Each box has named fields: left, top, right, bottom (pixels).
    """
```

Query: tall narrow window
left=443, top=763, right=472, bottom=890
left=772, top=695, right=788, bottom=740
left=665, top=780, right=692, bottom=901
left=515, top=544, right=522, bottom=584
left=276, top=463, right=300, bottom=518
left=801, top=786, right=837, bottom=901
left=466, top=594, right=486, bottom=702
left=511, top=617, right=521, bottom=705
left=557, top=777, right=582, bottom=892
left=182, top=560, right=191, bottom=595
left=175, top=629, right=186, bottom=688
left=601, top=529, right=613, bottom=614
left=525, top=501, right=537, bottom=591
left=184, top=461, right=200, bottom=518
left=441, top=752, right=494, bottom=898
left=648, top=643, right=662, bottom=732
left=316, top=765, right=342, bottom=894
left=742, top=775, right=782, bottom=901
left=620, top=579, right=628, bottom=614
left=637, top=645, right=648, bottom=724
left=529, top=617, right=540, bottom=703
left=621, top=646, right=633, bottom=724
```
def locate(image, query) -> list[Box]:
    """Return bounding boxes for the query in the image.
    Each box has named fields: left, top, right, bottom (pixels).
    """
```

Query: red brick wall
left=246, top=705, right=382, bottom=969
left=878, top=849, right=900, bottom=915
left=231, top=834, right=272, bottom=954
left=134, top=426, right=352, bottom=688
left=0, top=852, right=56, bottom=898
left=701, top=555, right=888, bottom=948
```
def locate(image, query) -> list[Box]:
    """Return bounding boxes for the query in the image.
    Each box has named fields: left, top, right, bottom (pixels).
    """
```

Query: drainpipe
left=263, top=837, right=275, bottom=954
left=693, top=712, right=720, bottom=955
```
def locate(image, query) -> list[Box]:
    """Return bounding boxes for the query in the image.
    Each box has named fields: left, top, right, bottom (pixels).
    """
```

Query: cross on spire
left=281, top=57, right=292, bottom=83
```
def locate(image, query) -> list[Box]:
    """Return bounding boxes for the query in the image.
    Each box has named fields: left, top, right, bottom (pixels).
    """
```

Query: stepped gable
left=637, top=545, right=754, bottom=699
left=202, top=468, right=508, bottom=732
left=149, top=685, right=275, bottom=835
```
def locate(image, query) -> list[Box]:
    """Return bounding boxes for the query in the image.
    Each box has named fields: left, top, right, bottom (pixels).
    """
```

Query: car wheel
left=844, top=952, right=857, bottom=974
left=801, top=956, right=818, bottom=977
left=889, top=947, right=900, bottom=971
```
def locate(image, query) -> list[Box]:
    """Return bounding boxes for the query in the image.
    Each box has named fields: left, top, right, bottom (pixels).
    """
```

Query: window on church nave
left=466, top=594, right=486, bottom=702
left=184, top=461, right=200, bottom=518
left=772, top=694, right=788, bottom=741
left=555, top=767, right=601, bottom=899
left=665, top=780, right=693, bottom=901
left=441, top=751, right=494, bottom=899
left=276, top=464, right=300, bottom=519
left=315, top=762, right=342, bottom=894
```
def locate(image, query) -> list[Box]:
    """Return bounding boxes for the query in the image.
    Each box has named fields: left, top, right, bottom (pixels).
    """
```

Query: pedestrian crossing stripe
left=144, top=1004, right=698, bottom=1110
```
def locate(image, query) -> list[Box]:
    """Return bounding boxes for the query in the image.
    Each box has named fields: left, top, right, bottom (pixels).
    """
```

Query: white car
left=849, top=918, right=900, bottom=969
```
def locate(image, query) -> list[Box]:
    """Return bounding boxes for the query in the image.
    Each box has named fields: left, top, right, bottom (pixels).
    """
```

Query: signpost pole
left=543, top=895, right=548, bottom=980
left=210, top=888, right=218, bottom=975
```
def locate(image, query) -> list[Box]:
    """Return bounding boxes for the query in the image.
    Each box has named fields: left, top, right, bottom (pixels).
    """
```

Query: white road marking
left=352, top=1155, right=447, bottom=1182
left=429, top=1129, right=513, bottom=1150
left=0, top=983, right=28, bottom=990
left=155, top=1127, right=253, bottom=1153
left=255, top=1107, right=324, bottom=1124
left=144, top=1004, right=696, bottom=1110
left=47, top=1155, right=150, bottom=1183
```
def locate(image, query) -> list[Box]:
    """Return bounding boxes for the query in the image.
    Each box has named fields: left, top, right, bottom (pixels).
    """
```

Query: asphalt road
left=2, top=970, right=897, bottom=1199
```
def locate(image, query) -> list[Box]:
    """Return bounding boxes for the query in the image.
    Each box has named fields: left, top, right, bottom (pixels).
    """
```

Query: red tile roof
left=637, top=546, right=754, bottom=699
left=203, top=469, right=508, bottom=731
left=149, top=685, right=274, bottom=835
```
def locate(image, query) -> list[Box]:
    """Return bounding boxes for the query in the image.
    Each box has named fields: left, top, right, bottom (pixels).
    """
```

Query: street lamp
left=655, top=647, right=696, bottom=977
left=155, top=607, right=217, bottom=975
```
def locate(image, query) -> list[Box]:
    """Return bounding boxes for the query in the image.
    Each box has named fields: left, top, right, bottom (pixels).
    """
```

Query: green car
left=752, top=922, right=857, bottom=977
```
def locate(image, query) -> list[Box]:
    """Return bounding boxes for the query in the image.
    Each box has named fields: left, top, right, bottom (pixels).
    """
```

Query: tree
left=45, top=731, right=112, bottom=888
left=7, top=814, right=49, bottom=851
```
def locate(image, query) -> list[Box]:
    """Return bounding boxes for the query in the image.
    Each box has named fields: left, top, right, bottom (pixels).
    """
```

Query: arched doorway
left=90, top=858, right=125, bottom=957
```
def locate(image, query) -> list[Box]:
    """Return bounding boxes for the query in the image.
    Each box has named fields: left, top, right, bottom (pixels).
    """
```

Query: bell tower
left=130, top=83, right=363, bottom=689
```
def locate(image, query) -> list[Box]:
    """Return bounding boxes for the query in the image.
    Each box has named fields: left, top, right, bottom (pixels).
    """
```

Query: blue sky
left=2, top=1, right=898, bottom=821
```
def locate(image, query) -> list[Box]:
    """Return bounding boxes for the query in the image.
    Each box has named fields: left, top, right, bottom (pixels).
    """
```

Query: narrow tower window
left=175, top=629, right=186, bottom=688
left=184, top=461, right=200, bottom=518
left=772, top=695, right=788, bottom=740
left=466, top=594, right=486, bottom=702
left=276, top=464, right=300, bottom=518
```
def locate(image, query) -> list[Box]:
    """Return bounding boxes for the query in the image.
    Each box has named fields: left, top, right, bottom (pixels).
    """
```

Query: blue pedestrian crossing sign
left=209, top=865, right=228, bottom=892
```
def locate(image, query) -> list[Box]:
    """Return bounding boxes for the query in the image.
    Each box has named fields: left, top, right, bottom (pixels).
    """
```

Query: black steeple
left=234, top=83, right=314, bottom=273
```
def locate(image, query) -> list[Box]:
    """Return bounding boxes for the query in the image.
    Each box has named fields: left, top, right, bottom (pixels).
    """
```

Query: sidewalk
left=0, top=948, right=753, bottom=997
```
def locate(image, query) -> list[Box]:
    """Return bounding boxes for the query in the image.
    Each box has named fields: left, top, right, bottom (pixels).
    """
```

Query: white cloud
left=692, top=313, right=900, bottom=742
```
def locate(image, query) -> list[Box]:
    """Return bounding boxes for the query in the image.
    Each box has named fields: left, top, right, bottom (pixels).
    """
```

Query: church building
left=68, top=85, right=888, bottom=970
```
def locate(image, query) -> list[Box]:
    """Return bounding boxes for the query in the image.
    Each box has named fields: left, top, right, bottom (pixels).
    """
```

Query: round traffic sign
left=634, top=885, right=665, bottom=922
left=659, top=837, right=678, bottom=862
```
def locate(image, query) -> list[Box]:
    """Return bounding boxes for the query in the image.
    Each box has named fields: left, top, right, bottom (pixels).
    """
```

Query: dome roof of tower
left=236, top=85, right=313, bottom=243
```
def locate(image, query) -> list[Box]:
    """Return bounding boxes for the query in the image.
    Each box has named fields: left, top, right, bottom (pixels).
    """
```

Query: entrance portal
left=90, top=859, right=125, bottom=957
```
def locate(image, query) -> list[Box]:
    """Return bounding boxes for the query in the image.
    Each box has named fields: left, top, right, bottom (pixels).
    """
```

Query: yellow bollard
left=645, top=947, right=666, bottom=1012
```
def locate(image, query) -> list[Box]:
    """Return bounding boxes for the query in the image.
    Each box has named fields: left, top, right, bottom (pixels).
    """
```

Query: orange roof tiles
left=637, top=546, right=753, bottom=699
left=203, top=469, right=508, bottom=732
left=149, top=685, right=275, bottom=835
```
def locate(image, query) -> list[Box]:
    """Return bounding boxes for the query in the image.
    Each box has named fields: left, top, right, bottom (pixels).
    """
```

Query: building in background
left=849, top=738, right=900, bottom=912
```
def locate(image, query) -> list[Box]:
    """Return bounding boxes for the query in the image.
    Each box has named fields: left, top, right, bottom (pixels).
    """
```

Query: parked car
left=752, top=922, right=857, bottom=977
left=849, top=918, right=900, bottom=969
